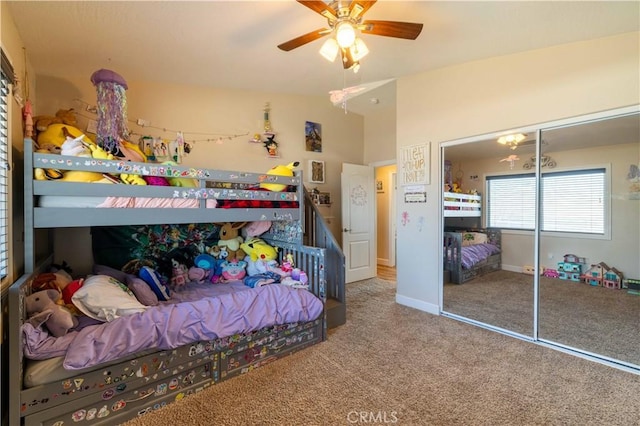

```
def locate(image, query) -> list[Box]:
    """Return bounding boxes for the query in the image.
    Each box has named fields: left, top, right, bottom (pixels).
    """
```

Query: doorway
left=375, top=163, right=397, bottom=269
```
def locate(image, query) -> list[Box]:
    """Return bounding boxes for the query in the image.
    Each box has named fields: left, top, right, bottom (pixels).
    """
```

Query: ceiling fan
left=277, top=0, right=423, bottom=70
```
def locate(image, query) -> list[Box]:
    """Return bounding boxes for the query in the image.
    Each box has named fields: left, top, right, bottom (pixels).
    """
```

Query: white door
left=341, top=163, right=376, bottom=283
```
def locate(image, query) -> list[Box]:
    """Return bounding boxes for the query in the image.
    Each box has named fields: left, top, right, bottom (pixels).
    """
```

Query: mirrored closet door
left=441, top=107, right=639, bottom=371
left=442, top=136, right=536, bottom=338
left=537, top=112, right=640, bottom=368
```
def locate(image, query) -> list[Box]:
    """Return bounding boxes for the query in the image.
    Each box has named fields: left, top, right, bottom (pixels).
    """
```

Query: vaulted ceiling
left=6, top=1, right=639, bottom=114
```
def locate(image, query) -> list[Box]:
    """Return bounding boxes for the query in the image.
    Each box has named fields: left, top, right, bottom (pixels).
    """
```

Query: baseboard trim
left=395, top=294, right=439, bottom=315
left=501, top=264, right=520, bottom=273
left=377, top=258, right=393, bottom=267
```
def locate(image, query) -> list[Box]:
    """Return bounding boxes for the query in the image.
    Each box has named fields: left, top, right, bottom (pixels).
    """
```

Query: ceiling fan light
left=319, top=38, right=339, bottom=62
left=336, top=21, right=356, bottom=48
left=497, top=133, right=526, bottom=145
left=352, top=62, right=361, bottom=73
left=350, top=38, right=369, bottom=61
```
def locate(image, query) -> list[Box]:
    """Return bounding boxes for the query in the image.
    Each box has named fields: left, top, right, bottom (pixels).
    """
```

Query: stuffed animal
left=31, top=269, right=82, bottom=314
left=259, top=161, right=299, bottom=191
left=86, top=143, right=115, bottom=160
left=37, top=124, right=92, bottom=152
left=242, top=221, right=272, bottom=240
left=220, top=260, right=247, bottom=281
left=170, top=258, right=188, bottom=287
left=241, top=238, right=278, bottom=262
left=120, top=173, right=147, bottom=185
left=215, top=222, right=247, bottom=261
left=60, top=134, right=91, bottom=157
left=188, top=254, right=216, bottom=283
left=25, top=289, right=78, bottom=337
left=33, top=108, right=78, bottom=133
left=245, top=257, right=279, bottom=277
left=207, top=246, right=228, bottom=283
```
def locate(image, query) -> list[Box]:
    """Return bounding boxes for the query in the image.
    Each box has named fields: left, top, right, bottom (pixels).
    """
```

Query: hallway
left=377, top=265, right=396, bottom=282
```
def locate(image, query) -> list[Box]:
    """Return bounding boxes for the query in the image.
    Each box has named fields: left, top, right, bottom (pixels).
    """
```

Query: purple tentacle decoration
left=90, top=69, right=130, bottom=154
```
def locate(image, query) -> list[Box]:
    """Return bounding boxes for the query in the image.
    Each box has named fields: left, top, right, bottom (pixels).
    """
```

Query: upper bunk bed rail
left=25, top=138, right=304, bottom=228
left=443, top=191, right=481, bottom=217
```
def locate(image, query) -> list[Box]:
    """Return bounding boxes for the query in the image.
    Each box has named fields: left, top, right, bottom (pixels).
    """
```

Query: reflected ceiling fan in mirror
left=277, top=0, right=423, bottom=71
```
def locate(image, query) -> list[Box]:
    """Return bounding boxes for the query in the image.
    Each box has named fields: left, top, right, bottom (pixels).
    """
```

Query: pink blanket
left=98, top=197, right=217, bottom=208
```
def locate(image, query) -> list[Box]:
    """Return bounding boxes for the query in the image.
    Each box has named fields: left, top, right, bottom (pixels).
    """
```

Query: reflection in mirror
left=537, top=113, right=640, bottom=368
left=442, top=135, right=536, bottom=337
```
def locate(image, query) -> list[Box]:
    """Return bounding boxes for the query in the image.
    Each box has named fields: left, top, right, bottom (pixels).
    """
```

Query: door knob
left=342, top=228, right=350, bottom=232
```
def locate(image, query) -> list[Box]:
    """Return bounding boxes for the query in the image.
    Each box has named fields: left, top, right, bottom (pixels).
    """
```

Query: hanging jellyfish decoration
left=90, top=69, right=129, bottom=155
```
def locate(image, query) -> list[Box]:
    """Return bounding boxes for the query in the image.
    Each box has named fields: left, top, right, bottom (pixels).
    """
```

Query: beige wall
left=364, top=104, right=396, bottom=164
left=34, top=77, right=364, bottom=274
left=395, top=32, right=640, bottom=313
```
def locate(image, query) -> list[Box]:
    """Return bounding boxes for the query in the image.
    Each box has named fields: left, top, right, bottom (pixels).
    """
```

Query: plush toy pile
left=24, top=220, right=310, bottom=340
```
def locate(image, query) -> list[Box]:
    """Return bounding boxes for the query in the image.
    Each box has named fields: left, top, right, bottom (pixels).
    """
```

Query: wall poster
left=305, top=121, right=322, bottom=152
left=400, top=143, right=430, bottom=185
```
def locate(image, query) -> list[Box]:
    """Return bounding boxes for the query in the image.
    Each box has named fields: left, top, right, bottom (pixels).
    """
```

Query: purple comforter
left=22, top=281, right=323, bottom=370
left=461, top=243, right=500, bottom=269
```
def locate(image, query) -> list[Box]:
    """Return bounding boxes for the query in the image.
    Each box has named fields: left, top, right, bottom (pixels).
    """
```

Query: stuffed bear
left=25, top=289, right=78, bottom=337
left=33, top=108, right=78, bottom=133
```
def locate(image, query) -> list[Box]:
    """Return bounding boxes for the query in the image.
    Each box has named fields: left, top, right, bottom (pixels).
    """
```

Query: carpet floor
left=444, top=270, right=640, bottom=366
left=124, top=277, right=640, bottom=426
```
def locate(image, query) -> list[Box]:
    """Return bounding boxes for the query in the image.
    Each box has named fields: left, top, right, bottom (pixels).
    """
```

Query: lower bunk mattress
left=16, top=279, right=324, bottom=425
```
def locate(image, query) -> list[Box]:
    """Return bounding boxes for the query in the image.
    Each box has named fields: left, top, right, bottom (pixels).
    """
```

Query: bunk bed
left=9, top=138, right=334, bottom=425
left=443, top=191, right=500, bottom=283
left=444, top=229, right=502, bottom=284
left=443, top=191, right=481, bottom=217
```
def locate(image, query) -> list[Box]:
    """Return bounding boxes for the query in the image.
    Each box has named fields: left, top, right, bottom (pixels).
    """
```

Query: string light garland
left=73, top=98, right=248, bottom=145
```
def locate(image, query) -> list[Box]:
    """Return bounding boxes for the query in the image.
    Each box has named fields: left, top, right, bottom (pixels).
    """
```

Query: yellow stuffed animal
left=241, top=238, right=278, bottom=262
left=86, top=143, right=115, bottom=160
left=259, top=161, right=299, bottom=192
left=37, top=124, right=93, bottom=152
left=120, top=173, right=147, bottom=185
left=34, top=108, right=77, bottom=133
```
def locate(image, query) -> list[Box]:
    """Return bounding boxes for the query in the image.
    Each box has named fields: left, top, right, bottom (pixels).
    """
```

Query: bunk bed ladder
left=303, top=188, right=346, bottom=329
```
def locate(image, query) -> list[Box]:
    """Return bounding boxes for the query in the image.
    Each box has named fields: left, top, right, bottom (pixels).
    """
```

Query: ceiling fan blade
left=277, top=28, right=330, bottom=51
left=297, top=0, right=337, bottom=19
left=350, top=1, right=377, bottom=19
left=340, top=48, right=356, bottom=70
left=360, top=20, right=423, bottom=40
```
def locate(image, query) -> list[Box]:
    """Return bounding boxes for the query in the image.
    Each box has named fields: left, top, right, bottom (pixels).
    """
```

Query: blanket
left=22, top=282, right=323, bottom=370
left=461, top=243, right=500, bottom=269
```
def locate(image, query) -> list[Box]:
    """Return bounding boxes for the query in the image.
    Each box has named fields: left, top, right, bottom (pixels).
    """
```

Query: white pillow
left=72, top=275, right=148, bottom=322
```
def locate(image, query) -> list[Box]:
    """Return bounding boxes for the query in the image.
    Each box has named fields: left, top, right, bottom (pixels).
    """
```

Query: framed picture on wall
left=305, top=121, right=322, bottom=152
left=318, top=192, right=331, bottom=205
left=376, top=180, right=384, bottom=193
left=309, top=160, right=325, bottom=183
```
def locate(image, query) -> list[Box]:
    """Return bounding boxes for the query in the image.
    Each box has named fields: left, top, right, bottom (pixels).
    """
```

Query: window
left=487, top=168, right=606, bottom=235
left=0, top=49, right=14, bottom=281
